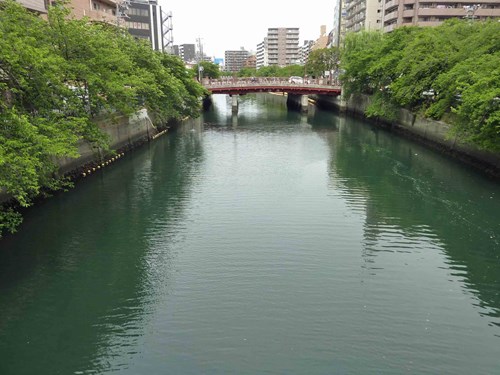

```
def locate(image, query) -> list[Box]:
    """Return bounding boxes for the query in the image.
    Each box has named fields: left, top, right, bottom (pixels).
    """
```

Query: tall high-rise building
left=125, top=0, right=170, bottom=51
left=224, top=49, right=250, bottom=72
left=261, top=27, right=300, bottom=67
left=381, top=1, right=500, bottom=32
left=331, top=0, right=347, bottom=47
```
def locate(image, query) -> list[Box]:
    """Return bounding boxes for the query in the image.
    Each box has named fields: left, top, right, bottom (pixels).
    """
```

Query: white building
left=256, top=39, right=269, bottom=69
left=299, top=40, right=314, bottom=65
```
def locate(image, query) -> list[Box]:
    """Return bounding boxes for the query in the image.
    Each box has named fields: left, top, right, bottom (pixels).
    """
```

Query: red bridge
left=203, top=78, right=342, bottom=96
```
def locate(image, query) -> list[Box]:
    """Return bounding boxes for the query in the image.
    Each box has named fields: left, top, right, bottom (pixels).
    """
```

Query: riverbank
left=315, top=94, right=500, bottom=179
left=58, top=109, right=174, bottom=181
left=0, top=109, right=175, bottom=206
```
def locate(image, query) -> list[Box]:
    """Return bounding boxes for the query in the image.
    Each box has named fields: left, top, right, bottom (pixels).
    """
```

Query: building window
left=126, top=21, right=150, bottom=30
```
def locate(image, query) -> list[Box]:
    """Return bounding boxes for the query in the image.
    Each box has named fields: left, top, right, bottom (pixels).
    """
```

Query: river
left=0, top=94, right=499, bottom=374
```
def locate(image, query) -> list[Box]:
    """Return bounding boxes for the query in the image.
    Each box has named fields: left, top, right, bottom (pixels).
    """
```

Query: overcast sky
left=160, top=0, right=335, bottom=58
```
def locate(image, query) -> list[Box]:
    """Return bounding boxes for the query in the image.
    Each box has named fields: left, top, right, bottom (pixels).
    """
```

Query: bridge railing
left=203, top=77, right=341, bottom=88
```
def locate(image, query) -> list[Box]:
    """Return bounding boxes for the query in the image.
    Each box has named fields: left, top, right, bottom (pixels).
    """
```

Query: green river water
left=0, top=94, right=499, bottom=374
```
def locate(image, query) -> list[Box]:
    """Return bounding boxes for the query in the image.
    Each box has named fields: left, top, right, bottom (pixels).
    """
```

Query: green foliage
left=236, top=65, right=304, bottom=78
left=0, top=1, right=205, bottom=237
left=341, top=20, right=500, bottom=151
left=447, top=54, right=500, bottom=151
left=191, top=61, right=221, bottom=79
left=0, top=207, right=22, bottom=236
left=237, top=68, right=257, bottom=77
left=306, top=47, right=340, bottom=77
left=341, top=31, right=385, bottom=97
left=365, top=91, right=400, bottom=122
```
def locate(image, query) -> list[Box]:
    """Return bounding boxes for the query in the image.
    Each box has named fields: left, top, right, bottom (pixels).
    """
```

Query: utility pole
left=196, top=37, right=204, bottom=63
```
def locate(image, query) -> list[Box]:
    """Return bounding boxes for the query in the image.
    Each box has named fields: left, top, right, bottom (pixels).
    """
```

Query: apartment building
left=17, top=0, right=47, bottom=13
left=299, top=40, right=314, bottom=65
left=256, top=39, right=269, bottom=69
left=344, top=0, right=382, bottom=32
left=124, top=0, right=167, bottom=51
left=174, top=44, right=196, bottom=62
left=331, top=0, right=347, bottom=47
left=382, top=0, right=500, bottom=32
left=224, top=49, right=250, bottom=72
left=258, top=27, right=300, bottom=67
left=68, top=0, right=117, bottom=22
left=244, top=55, right=257, bottom=69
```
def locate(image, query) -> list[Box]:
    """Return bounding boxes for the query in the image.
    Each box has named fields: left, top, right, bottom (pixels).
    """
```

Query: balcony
left=384, top=10, right=399, bottom=22
left=384, top=0, right=398, bottom=11
left=417, top=8, right=466, bottom=17
left=384, top=23, right=396, bottom=32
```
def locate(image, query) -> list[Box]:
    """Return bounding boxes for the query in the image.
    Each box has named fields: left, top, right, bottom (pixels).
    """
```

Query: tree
left=340, top=20, right=500, bottom=151
left=306, top=47, right=341, bottom=78
left=0, top=1, right=206, bottom=237
left=341, top=31, right=384, bottom=97
left=238, top=67, right=257, bottom=77
left=191, top=61, right=220, bottom=79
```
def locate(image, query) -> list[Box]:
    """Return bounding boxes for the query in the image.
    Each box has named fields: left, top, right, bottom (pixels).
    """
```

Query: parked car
left=288, top=76, right=304, bottom=84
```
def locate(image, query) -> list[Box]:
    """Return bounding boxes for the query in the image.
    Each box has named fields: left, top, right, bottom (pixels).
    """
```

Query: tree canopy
left=0, top=1, right=205, bottom=236
left=341, top=20, right=500, bottom=151
left=191, top=61, right=221, bottom=79
left=236, top=65, right=304, bottom=78
left=306, top=47, right=341, bottom=78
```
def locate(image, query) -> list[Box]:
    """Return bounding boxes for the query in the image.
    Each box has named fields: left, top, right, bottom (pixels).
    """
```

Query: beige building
left=17, top=0, right=47, bottom=13
left=344, top=0, right=382, bottom=32
left=382, top=1, right=500, bottom=31
left=15, top=0, right=119, bottom=23
left=312, top=25, right=329, bottom=50
left=266, top=27, right=300, bottom=66
left=244, top=55, right=257, bottom=69
left=67, top=0, right=118, bottom=23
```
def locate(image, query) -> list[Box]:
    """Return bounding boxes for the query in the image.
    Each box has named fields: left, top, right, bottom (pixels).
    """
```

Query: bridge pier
left=339, top=87, right=347, bottom=112
left=202, top=95, right=213, bottom=110
left=287, top=94, right=309, bottom=113
left=231, top=95, right=238, bottom=114
left=300, top=94, right=309, bottom=113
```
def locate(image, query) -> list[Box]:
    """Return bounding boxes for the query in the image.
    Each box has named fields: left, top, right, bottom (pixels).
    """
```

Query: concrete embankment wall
left=1, top=109, right=167, bottom=204
left=57, top=109, right=159, bottom=175
left=315, top=94, right=500, bottom=178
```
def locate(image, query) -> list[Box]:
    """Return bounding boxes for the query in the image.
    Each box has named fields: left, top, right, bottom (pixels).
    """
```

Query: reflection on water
left=0, top=93, right=499, bottom=374
left=324, top=116, right=500, bottom=327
